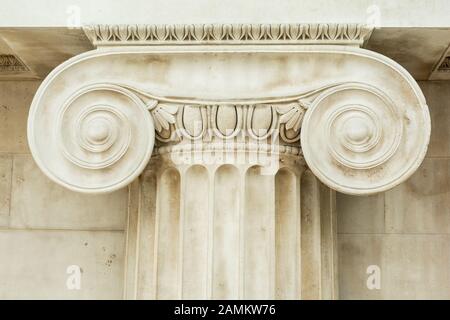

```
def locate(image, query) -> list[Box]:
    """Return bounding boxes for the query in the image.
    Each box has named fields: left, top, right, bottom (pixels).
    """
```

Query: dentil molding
left=27, top=24, right=430, bottom=195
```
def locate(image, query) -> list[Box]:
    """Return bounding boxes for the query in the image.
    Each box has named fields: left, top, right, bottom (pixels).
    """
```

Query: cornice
left=83, top=23, right=373, bottom=47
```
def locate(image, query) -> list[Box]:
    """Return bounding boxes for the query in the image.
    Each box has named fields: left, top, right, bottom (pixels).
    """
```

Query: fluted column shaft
left=124, top=147, right=338, bottom=300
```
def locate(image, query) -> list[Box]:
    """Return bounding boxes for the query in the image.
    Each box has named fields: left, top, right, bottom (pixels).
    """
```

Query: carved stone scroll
left=301, top=82, right=430, bottom=194
left=28, top=82, right=155, bottom=193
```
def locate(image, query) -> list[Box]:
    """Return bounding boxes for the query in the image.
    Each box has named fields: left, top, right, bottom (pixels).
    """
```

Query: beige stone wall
left=0, top=81, right=127, bottom=299
left=338, top=81, right=450, bottom=299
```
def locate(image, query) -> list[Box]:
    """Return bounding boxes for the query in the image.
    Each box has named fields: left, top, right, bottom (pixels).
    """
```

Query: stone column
left=26, top=23, right=430, bottom=300
left=123, top=104, right=338, bottom=299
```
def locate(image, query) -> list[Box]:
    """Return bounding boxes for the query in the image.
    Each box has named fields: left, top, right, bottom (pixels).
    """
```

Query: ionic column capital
left=27, top=41, right=430, bottom=194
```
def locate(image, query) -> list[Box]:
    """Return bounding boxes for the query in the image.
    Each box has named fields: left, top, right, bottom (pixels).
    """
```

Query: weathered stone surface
left=420, top=81, right=450, bottom=157
left=339, top=234, right=450, bottom=299
left=0, top=81, right=40, bottom=153
left=385, top=158, right=450, bottom=234
left=338, top=234, right=384, bottom=299
left=0, top=155, right=12, bottom=226
left=382, top=235, right=450, bottom=299
left=366, top=28, right=450, bottom=80
left=0, top=28, right=94, bottom=78
left=0, top=229, right=124, bottom=299
left=10, top=154, right=128, bottom=230
left=337, top=193, right=385, bottom=234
